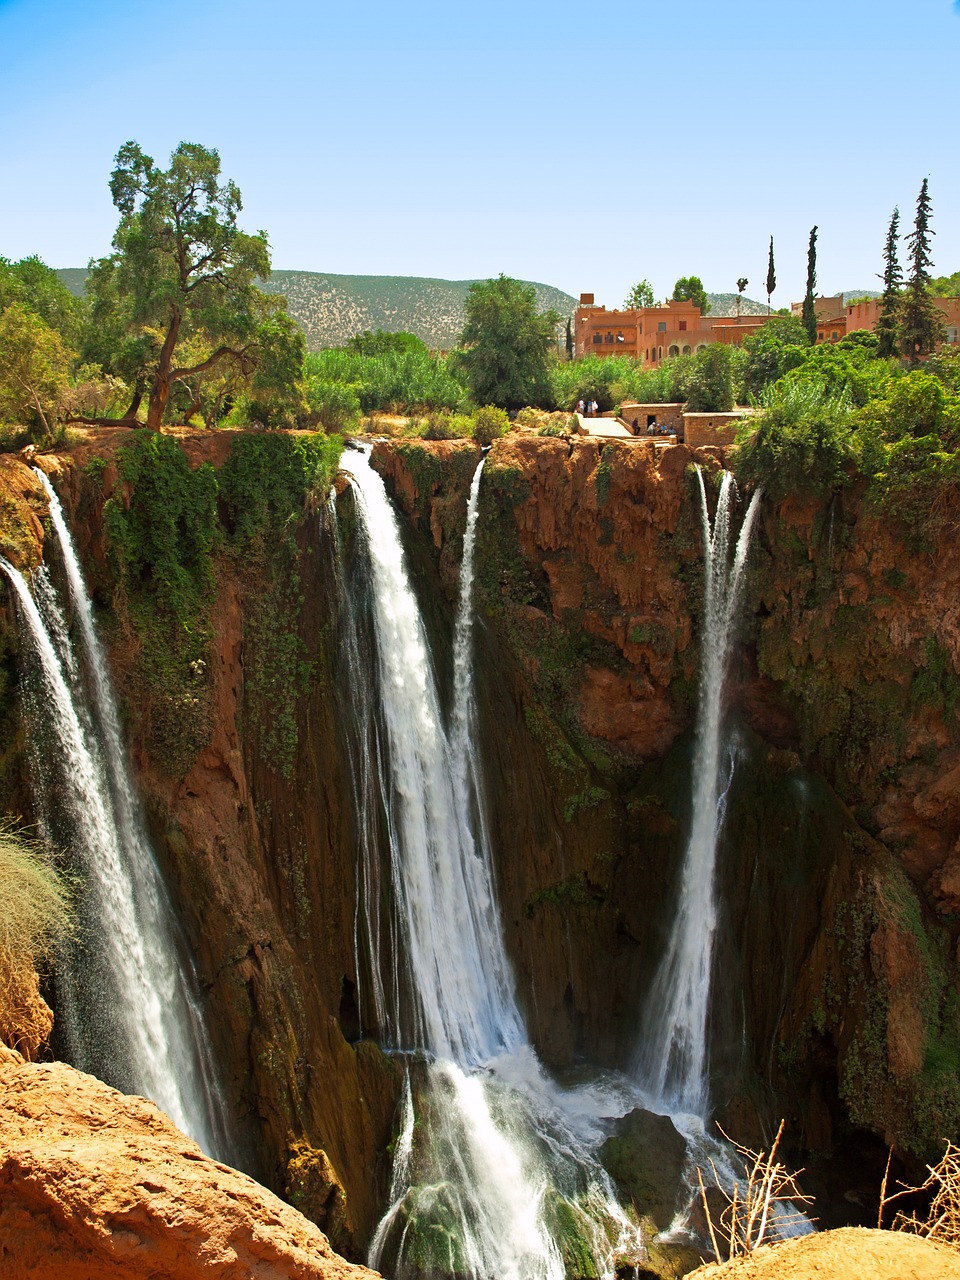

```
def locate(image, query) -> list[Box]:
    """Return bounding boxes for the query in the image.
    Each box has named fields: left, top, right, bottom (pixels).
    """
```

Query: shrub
left=303, top=377, right=362, bottom=431
left=731, top=378, right=857, bottom=501
left=0, top=823, right=72, bottom=967
left=422, top=410, right=473, bottom=440
left=472, top=405, right=509, bottom=445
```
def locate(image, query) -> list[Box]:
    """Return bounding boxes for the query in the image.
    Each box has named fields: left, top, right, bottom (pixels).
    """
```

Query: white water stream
left=2, top=471, right=228, bottom=1157
left=337, top=446, right=642, bottom=1280
left=636, top=469, right=760, bottom=1120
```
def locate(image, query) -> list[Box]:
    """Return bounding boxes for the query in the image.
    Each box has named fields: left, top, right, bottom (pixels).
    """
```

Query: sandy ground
left=688, top=1226, right=960, bottom=1279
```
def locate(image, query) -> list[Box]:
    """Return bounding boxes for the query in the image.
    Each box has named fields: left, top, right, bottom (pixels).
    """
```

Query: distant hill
left=56, top=267, right=576, bottom=350
left=258, top=272, right=576, bottom=350
left=705, top=292, right=770, bottom=317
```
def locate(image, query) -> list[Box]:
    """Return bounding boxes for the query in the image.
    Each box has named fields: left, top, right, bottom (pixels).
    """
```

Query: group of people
left=576, top=398, right=600, bottom=418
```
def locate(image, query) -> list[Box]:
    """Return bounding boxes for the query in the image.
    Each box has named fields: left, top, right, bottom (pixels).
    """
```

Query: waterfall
left=337, top=446, right=641, bottom=1280
left=636, top=468, right=760, bottom=1120
left=1, top=472, right=229, bottom=1158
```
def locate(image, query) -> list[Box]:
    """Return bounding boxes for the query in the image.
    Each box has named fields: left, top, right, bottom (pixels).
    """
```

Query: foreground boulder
left=689, top=1225, right=960, bottom=1280
left=0, top=1046, right=379, bottom=1280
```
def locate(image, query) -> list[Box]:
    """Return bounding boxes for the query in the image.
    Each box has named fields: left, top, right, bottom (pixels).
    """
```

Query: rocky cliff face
left=2, top=423, right=959, bottom=1258
left=0, top=431, right=402, bottom=1257
left=371, top=432, right=960, bottom=1171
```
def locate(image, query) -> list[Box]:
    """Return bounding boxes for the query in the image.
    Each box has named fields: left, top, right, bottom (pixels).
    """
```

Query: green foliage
left=672, top=275, right=710, bottom=314
left=623, top=280, right=654, bottom=309
left=346, top=329, right=428, bottom=357
left=0, top=304, right=72, bottom=438
left=85, top=140, right=289, bottom=428
left=741, top=314, right=810, bottom=398
left=219, top=432, right=342, bottom=546
left=472, top=404, right=509, bottom=445
left=684, top=343, right=734, bottom=412
left=929, top=270, right=960, bottom=297
left=0, top=256, right=81, bottom=345
left=303, top=375, right=362, bottom=430
left=901, top=179, right=943, bottom=362
left=104, top=433, right=219, bottom=774
left=876, top=207, right=903, bottom=359
left=453, top=274, right=559, bottom=410
left=802, top=225, right=818, bottom=346
left=732, top=378, right=857, bottom=501
left=765, top=236, right=776, bottom=309
left=303, top=347, right=465, bottom=416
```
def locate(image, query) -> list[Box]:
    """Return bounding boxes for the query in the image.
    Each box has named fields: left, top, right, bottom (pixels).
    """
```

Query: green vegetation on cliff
left=103, top=429, right=341, bottom=777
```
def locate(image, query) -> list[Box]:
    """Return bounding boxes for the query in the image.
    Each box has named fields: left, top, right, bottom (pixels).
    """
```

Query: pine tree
left=565, top=317, right=574, bottom=360
left=875, top=207, right=903, bottom=359
left=801, top=226, right=818, bottom=345
left=765, top=237, right=776, bottom=313
left=900, top=179, right=943, bottom=362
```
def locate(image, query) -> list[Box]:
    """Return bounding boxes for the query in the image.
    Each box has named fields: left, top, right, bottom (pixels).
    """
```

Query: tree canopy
left=802, top=226, right=818, bottom=345
left=672, top=276, right=710, bottom=314
left=84, top=140, right=303, bottom=428
left=453, top=275, right=559, bottom=410
left=900, top=179, right=943, bottom=363
left=624, top=280, right=654, bottom=310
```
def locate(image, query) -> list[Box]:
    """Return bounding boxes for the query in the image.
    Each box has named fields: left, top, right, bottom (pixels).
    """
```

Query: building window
left=604, top=333, right=614, bottom=344
left=668, top=345, right=680, bottom=357
left=947, top=326, right=958, bottom=343
left=679, top=321, right=687, bottom=332
left=682, top=345, right=691, bottom=356
left=696, top=344, right=706, bottom=353
left=657, top=321, right=667, bottom=332
left=616, top=332, right=625, bottom=342
left=831, top=331, right=838, bottom=341
left=593, top=333, right=602, bottom=345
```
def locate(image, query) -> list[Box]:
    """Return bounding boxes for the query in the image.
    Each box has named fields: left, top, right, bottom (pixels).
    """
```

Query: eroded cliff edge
left=1, top=425, right=958, bottom=1252
left=372, top=432, right=960, bottom=1179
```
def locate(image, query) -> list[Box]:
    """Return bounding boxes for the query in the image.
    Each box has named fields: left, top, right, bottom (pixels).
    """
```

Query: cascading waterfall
left=1, top=472, right=229, bottom=1158
left=636, top=468, right=760, bottom=1120
left=337, top=445, right=641, bottom=1280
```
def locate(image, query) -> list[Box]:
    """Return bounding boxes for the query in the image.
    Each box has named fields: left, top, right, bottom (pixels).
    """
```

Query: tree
left=0, top=256, right=81, bottom=344
left=685, top=344, right=734, bottom=413
left=765, top=237, right=776, bottom=313
left=672, top=276, right=710, bottom=315
left=736, top=277, right=749, bottom=319
left=346, top=329, right=428, bottom=357
left=929, top=270, right=960, bottom=297
left=453, top=275, right=559, bottom=410
left=84, top=141, right=297, bottom=429
left=0, top=304, right=72, bottom=437
left=875, top=207, right=903, bottom=360
left=623, top=280, right=654, bottom=310
left=565, top=318, right=574, bottom=360
left=801, top=226, right=818, bottom=345
left=900, top=179, right=944, bottom=362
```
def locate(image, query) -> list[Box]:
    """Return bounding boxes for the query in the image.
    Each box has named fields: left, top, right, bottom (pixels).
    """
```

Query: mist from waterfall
left=1, top=472, right=229, bottom=1158
left=336, top=445, right=641, bottom=1280
left=635, top=468, right=760, bottom=1120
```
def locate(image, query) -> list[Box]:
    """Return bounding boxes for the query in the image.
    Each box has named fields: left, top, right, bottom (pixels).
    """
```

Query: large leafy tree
left=875, top=207, right=903, bottom=359
left=801, top=226, right=818, bottom=345
left=672, top=276, right=710, bottom=314
left=0, top=256, right=81, bottom=345
left=453, top=275, right=559, bottom=410
left=0, top=304, right=72, bottom=438
left=623, top=279, right=654, bottom=309
left=84, top=141, right=300, bottom=428
left=900, top=179, right=943, bottom=363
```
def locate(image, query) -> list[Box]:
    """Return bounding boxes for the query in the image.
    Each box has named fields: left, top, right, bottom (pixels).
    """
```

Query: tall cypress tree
left=900, top=178, right=943, bottom=362
left=565, top=317, right=574, bottom=360
left=765, top=236, right=776, bottom=313
left=801, top=225, right=818, bottom=345
left=875, top=207, right=903, bottom=359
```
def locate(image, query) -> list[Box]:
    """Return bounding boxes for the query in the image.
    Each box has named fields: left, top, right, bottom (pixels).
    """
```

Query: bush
left=731, top=379, right=857, bottom=501
left=685, top=344, right=735, bottom=413
left=304, top=378, right=362, bottom=431
left=472, top=405, right=509, bottom=445
left=0, top=823, right=72, bottom=968
left=422, top=410, right=473, bottom=440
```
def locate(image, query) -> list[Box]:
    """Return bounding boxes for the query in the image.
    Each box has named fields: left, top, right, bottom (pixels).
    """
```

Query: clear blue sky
left=1, top=0, right=957, bottom=309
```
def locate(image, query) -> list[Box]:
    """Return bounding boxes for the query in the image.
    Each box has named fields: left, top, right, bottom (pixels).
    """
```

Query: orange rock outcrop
left=0, top=1045, right=380, bottom=1280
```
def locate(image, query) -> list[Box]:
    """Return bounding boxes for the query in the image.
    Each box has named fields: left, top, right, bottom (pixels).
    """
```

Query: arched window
left=668, top=345, right=680, bottom=357
left=682, top=345, right=691, bottom=356
left=696, top=344, right=706, bottom=353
